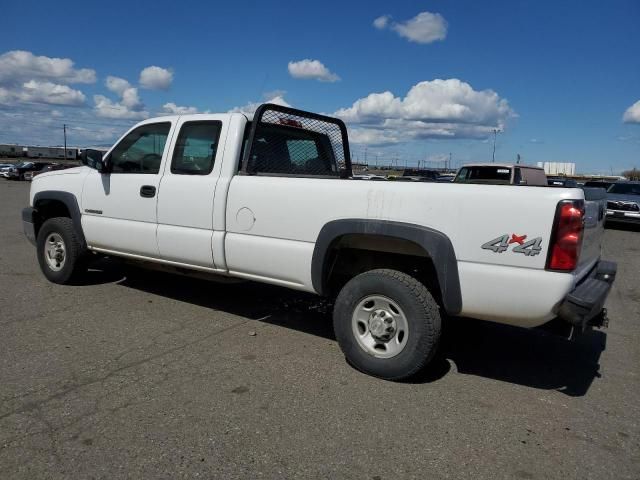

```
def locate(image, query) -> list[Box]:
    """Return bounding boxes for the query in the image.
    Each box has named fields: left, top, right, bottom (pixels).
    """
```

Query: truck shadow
left=605, top=222, right=640, bottom=232
left=420, top=318, right=606, bottom=397
left=97, top=262, right=605, bottom=397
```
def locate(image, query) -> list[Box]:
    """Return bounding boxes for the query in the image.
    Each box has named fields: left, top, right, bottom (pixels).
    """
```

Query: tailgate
left=575, top=187, right=606, bottom=280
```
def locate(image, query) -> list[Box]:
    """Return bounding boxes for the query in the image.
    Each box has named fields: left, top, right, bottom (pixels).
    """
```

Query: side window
left=171, top=121, right=222, bottom=175
left=109, top=122, right=171, bottom=174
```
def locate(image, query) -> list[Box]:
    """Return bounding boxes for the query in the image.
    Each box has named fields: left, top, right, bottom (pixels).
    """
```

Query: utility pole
left=63, top=124, right=67, bottom=160
left=492, top=129, right=498, bottom=162
left=448, top=152, right=452, bottom=172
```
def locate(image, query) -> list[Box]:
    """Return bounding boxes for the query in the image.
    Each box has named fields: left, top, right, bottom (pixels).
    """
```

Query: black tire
left=333, top=269, right=441, bottom=380
left=36, top=217, right=87, bottom=284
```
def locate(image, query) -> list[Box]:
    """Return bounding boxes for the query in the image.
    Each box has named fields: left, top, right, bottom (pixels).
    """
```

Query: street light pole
left=492, top=129, right=499, bottom=162
left=63, top=124, right=67, bottom=161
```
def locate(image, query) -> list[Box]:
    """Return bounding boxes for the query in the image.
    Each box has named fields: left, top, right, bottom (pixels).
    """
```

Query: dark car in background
left=547, top=177, right=578, bottom=188
left=584, top=180, right=614, bottom=189
left=605, top=181, right=640, bottom=224
left=6, top=162, right=53, bottom=181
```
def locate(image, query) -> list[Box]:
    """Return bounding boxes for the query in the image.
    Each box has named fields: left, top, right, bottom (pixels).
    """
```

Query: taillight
left=546, top=200, right=585, bottom=271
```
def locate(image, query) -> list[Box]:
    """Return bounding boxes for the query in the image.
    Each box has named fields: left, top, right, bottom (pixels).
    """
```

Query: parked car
left=6, top=161, right=53, bottom=180
left=584, top=180, right=614, bottom=189
left=23, top=103, right=615, bottom=380
left=23, top=163, right=76, bottom=181
left=436, top=175, right=455, bottom=182
left=548, top=177, right=578, bottom=188
left=605, top=181, right=640, bottom=224
left=352, top=174, right=386, bottom=181
left=0, top=164, right=15, bottom=178
left=453, top=163, right=548, bottom=186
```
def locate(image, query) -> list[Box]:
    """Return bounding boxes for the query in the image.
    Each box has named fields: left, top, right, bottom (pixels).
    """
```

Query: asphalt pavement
left=1, top=180, right=638, bottom=479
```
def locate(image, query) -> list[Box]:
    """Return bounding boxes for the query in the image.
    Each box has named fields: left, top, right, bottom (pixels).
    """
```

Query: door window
left=109, top=122, right=171, bottom=174
left=171, top=121, right=222, bottom=175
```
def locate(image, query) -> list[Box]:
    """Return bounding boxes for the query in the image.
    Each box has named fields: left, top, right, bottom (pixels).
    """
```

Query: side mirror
left=81, top=149, right=108, bottom=172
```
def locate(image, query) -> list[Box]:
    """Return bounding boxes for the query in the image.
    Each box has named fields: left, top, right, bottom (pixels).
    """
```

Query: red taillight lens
left=546, top=200, right=584, bottom=271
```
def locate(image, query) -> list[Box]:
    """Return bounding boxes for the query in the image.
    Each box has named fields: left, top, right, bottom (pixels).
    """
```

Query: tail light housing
left=546, top=200, right=585, bottom=271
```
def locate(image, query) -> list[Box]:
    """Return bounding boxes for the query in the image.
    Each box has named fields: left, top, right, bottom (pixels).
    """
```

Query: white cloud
left=623, top=100, right=640, bottom=124
left=105, top=76, right=131, bottom=96
left=288, top=59, right=340, bottom=82
left=373, top=15, right=391, bottom=29
left=228, top=93, right=291, bottom=116
left=0, top=50, right=96, bottom=84
left=19, top=80, right=86, bottom=105
left=0, top=50, right=93, bottom=107
left=95, top=75, right=146, bottom=119
left=93, top=95, right=149, bottom=119
left=335, top=79, right=515, bottom=145
left=105, top=76, right=142, bottom=110
left=162, top=102, right=199, bottom=115
left=0, top=80, right=86, bottom=106
left=139, top=66, right=173, bottom=90
left=375, top=11, right=448, bottom=44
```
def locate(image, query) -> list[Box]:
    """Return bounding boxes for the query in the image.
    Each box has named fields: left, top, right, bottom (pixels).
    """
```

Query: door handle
left=140, top=185, right=156, bottom=198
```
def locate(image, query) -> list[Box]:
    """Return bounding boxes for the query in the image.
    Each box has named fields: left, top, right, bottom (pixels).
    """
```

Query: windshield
left=455, top=166, right=512, bottom=184
left=607, top=183, right=640, bottom=195
left=16, top=162, right=33, bottom=168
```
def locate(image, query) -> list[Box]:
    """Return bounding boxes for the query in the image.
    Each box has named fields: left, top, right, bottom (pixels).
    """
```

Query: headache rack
left=240, top=103, right=352, bottom=178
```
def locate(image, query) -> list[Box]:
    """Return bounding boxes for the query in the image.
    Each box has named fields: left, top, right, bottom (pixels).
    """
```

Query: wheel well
left=323, top=234, right=443, bottom=304
left=34, top=199, right=71, bottom=237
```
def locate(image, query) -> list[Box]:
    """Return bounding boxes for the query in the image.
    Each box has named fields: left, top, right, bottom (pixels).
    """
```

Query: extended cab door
left=156, top=116, right=229, bottom=268
left=81, top=120, right=174, bottom=257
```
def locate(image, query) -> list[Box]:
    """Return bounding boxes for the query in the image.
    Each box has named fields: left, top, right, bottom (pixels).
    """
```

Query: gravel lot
left=1, top=180, right=639, bottom=479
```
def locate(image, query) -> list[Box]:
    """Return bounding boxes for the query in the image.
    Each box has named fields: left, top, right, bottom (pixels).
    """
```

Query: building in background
left=26, top=147, right=77, bottom=160
left=537, top=162, right=576, bottom=176
left=0, top=144, right=26, bottom=157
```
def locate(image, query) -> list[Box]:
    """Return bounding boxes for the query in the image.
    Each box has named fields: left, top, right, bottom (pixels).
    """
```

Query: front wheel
left=333, top=269, right=441, bottom=380
left=36, top=217, right=87, bottom=284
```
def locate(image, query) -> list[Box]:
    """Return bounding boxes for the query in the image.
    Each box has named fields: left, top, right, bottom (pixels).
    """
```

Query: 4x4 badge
left=482, top=234, right=543, bottom=256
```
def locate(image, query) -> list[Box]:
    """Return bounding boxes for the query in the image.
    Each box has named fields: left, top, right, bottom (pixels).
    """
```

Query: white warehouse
left=537, top=162, right=576, bottom=176
left=26, top=147, right=77, bottom=160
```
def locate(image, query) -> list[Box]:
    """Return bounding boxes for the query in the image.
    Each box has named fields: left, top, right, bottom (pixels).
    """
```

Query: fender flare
left=311, top=219, right=462, bottom=315
left=33, top=190, right=86, bottom=247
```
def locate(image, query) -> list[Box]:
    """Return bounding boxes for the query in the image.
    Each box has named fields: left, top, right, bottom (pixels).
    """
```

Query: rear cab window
left=241, top=104, right=350, bottom=178
left=247, top=123, right=338, bottom=176
left=455, top=166, right=512, bottom=184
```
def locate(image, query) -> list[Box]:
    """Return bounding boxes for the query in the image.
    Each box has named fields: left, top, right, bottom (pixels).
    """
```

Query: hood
left=606, top=193, right=640, bottom=204
left=33, top=166, right=87, bottom=181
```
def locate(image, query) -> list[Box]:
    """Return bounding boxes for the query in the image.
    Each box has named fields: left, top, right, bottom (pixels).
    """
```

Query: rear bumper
left=558, top=260, right=616, bottom=328
left=606, top=210, right=640, bottom=223
left=22, top=207, right=36, bottom=246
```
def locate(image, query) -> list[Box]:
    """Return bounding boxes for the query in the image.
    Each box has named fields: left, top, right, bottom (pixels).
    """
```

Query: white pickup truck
left=23, top=104, right=616, bottom=380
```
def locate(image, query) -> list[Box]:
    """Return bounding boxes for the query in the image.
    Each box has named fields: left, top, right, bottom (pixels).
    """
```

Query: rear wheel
left=333, top=269, right=441, bottom=380
left=36, top=217, right=87, bottom=284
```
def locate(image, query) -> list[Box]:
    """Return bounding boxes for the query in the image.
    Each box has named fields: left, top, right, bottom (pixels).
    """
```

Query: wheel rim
left=44, top=233, right=66, bottom=272
left=352, top=295, right=409, bottom=358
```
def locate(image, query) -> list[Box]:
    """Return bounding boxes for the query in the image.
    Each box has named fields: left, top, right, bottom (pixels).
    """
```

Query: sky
left=0, top=0, right=638, bottom=174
